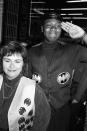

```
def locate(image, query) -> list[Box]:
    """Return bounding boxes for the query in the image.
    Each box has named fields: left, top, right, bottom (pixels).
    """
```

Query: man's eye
left=45, top=25, right=60, bottom=29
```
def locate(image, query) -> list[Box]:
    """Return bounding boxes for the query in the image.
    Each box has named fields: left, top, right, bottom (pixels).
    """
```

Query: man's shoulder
left=79, top=46, right=87, bottom=62
left=28, top=42, right=43, bottom=55
left=32, top=42, right=43, bottom=48
left=29, top=42, right=43, bottom=51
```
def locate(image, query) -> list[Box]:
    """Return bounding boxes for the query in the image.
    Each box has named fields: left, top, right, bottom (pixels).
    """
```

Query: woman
left=0, top=41, right=51, bottom=131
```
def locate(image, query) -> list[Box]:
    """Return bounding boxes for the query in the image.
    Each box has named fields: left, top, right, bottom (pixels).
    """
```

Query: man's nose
left=50, top=26, right=57, bottom=30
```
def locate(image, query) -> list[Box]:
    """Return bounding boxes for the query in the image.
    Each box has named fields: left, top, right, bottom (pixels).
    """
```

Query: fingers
left=61, top=22, right=70, bottom=32
left=61, top=22, right=85, bottom=39
left=61, top=22, right=77, bottom=32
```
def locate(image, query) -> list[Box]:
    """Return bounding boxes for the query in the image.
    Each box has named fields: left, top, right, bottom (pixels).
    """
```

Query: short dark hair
left=0, top=41, right=28, bottom=75
left=42, top=10, right=62, bottom=25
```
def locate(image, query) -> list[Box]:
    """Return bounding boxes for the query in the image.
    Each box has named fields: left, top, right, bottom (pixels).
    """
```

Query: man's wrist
left=72, top=99, right=78, bottom=103
left=82, top=32, right=87, bottom=44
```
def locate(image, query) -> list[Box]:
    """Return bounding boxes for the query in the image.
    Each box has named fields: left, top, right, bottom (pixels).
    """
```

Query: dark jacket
left=28, top=41, right=87, bottom=109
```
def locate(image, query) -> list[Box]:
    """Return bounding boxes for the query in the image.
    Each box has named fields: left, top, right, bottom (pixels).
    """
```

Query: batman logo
left=57, top=72, right=70, bottom=84
left=32, top=73, right=42, bottom=83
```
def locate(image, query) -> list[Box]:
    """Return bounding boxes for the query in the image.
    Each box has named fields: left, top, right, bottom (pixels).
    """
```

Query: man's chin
left=49, top=38, right=58, bottom=42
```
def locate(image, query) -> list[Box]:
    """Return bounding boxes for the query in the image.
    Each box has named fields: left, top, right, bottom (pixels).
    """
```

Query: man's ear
left=41, top=26, right=43, bottom=32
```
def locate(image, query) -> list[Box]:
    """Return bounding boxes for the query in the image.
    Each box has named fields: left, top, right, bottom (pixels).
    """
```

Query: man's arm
left=72, top=47, right=87, bottom=102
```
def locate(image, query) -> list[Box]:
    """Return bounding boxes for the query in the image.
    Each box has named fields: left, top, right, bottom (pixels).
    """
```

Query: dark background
left=1, top=0, right=87, bottom=46
left=29, top=0, right=87, bottom=45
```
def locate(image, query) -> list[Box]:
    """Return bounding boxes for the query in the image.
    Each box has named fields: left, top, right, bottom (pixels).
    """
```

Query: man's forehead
left=44, top=19, right=61, bottom=25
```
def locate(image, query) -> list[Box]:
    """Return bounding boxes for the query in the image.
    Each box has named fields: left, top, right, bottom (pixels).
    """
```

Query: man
left=28, top=10, right=87, bottom=131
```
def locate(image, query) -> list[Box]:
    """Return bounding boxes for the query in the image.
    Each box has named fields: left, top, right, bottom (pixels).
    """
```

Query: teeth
left=8, top=70, right=16, bottom=72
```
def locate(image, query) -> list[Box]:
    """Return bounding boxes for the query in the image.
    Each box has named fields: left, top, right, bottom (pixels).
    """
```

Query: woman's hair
left=0, top=41, right=28, bottom=76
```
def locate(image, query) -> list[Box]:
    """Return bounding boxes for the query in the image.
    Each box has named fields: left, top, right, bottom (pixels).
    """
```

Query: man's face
left=43, top=19, right=62, bottom=43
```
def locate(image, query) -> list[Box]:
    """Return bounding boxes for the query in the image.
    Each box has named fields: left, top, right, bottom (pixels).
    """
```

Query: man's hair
left=42, top=10, right=62, bottom=25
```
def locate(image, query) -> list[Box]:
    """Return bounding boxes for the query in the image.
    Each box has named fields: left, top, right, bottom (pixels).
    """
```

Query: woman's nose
left=9, top=61, right=15, bottom=68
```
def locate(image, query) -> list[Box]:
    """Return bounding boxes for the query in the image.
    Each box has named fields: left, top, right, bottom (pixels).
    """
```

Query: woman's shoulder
left=21, top=76, right=36, bottom=85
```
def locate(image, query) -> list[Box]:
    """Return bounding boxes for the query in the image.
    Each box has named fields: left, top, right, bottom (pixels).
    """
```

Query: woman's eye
left=4, top=59, right=10, bottom=62
left=15, top=60, right=22, bottom=63
left=15, top=61, right=20, bottom=63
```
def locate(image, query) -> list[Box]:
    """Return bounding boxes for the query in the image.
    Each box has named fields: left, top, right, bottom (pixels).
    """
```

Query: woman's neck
left=3, top=73, right=22, bottom=88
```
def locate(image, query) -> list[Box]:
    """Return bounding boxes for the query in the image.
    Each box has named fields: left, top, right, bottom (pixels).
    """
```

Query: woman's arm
left=32, top=84, right=51, bottom=131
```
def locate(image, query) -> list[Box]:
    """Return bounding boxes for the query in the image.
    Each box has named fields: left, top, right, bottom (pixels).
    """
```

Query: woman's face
left=3, top=53, right=24, bottom=80
left=43, top=19, right=62, bottom=43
